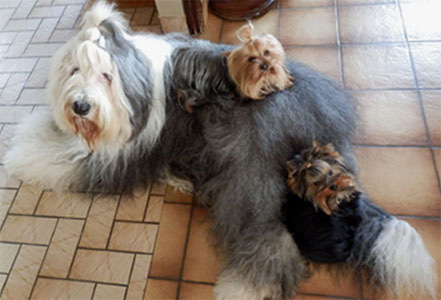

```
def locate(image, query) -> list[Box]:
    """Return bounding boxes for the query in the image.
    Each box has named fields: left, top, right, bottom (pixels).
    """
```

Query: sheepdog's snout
left=72, top=93, right=91, bottom=116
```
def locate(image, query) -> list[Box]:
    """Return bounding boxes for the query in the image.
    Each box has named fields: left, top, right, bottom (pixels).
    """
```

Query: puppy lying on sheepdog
left=4, top=2, right=436, bottom=299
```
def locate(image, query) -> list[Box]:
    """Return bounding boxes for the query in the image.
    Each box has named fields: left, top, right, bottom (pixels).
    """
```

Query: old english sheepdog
left=4, top=2, right=436, bottom=299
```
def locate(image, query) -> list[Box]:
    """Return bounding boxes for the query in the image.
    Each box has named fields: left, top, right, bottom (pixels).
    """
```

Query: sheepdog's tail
left=351, top=198, right=437, bottom=299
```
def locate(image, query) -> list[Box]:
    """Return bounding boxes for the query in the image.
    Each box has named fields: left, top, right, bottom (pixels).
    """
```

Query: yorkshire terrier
left=224, top=22, right=294, bottom=100
left=286, top=142, right=358, bottom=215
left=283, top=142, right=364, bottom=263
left=282, top=142, right=436, bottom=300
left=176, top=22, right=293, bottom=113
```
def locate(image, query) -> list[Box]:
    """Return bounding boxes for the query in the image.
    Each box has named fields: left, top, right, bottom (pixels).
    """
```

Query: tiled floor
left=0, top=0, right=440, bottom=299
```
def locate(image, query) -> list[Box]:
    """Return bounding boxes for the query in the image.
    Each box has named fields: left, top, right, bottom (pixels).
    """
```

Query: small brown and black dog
left=175, top=22, right=293, bottom=113
left=286, top=141, right=358, bottom=215
left=225, top=22, right=293, bottom=100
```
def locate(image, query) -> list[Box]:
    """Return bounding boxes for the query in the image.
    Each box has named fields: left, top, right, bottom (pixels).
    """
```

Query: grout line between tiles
left=298, top=291, right=360, bottom=300
left=123, top=253, right=138, bottom=300
left=66, top=193, right=95, bottom=279
left=31, top=189, right=45, bottom=215
left=394, top=214, right=441, bottom=221
left=141, top=184, right=153, bottom=224
left=0, top=182, right=21, bottom=232
left=175, top=201, right=195, bottom=300
left=28, top=217, right=59, bottom=299
left=396, top=0, right=441, bottom=196
left=90, top=283, right=97, bottom=300
left=77, top=246, right=154, bottom=256
left=148, top=275, right=214, bottom=286
left=275, top=1, right=280, bottom=38
left=38, top=275, right=129, bottom=287
left=0, top=244, right=22, bottom=298
left=104, top=193, right=122, bottom=250
left=333, top=0, right=345, bottom=88
left=47, top=5, right=68, bottom=42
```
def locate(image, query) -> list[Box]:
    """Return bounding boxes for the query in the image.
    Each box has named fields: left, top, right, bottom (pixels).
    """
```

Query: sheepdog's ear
left=236, top=21, right=254, bottom=43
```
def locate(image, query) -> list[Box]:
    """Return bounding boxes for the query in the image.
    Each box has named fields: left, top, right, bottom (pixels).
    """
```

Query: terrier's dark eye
left=329, top=184, right=338, bottom=191
left=328, top=170, right=334, bottom=176
left=248, top=56, right=256, bottom=62
left=71, top=67, right=79, bottom=76
left=264, top=49, right=270, bottom=56
left=102, top=72, right=112, bottom=83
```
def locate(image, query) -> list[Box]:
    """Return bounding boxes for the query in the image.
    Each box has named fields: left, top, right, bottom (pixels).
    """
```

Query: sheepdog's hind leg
left=214, top=227, right=307, bottom=300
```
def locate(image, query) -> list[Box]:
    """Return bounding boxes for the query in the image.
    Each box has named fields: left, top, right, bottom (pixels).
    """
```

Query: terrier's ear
left=222, top=51, right=232, bottom=58
left=286, top=155, right=303, bottom=172
left=322, top=143, right=341, bottom=159
left=236, top=21, right=254, bottom=43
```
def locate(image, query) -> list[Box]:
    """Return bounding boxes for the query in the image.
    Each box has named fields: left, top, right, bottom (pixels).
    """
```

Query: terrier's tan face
left=286, top=143, right=358, bottom=215
left=226, top=34, right=293, bottom=99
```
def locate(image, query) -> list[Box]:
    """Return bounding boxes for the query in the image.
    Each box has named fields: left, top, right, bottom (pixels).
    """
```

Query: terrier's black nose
left=72, top=100, right=90, bottom=116
left=260, top=63, right=269, bottom=70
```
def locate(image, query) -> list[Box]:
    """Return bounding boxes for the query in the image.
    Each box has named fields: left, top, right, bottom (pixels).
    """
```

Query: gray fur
left=67, top=29, right=358, bottom=297
left=98, top=20, right=153, bottom=139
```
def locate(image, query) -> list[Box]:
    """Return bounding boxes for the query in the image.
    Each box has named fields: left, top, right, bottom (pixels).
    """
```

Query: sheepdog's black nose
left=72, top=100, right=90, bottom=116
left=260, top=63, right=269, bottom=70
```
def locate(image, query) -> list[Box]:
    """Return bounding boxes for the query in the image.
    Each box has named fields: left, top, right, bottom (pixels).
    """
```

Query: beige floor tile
left=108, top=222, right=157, bottom=253
left=421, top=91, right=441, bottom=146
left=0, top=243, right=19, bottom=273
left=144, top=195, right=164, bottom=223
left=0, top=215, right=57, bottom=244
left=144, top=279, right=178, bottom=300
left=117, top=188, right=149, bottom=221
left=126, top=254, right=152, bottom=300
left=9, top=184, right=42, bottom=214
left=35, top=191, right=92, bottom=218
left=149, top=203, right=191, bottom=279
left=411, top=42, right=441, bottom=88
left=356, top=147, right=441, bottom=217
left=342, top=44, right=414, bottom=89
left=221, top=9, right=279, bottom=45
left=2, top=245, right=46, bottom=300
left=182, top=207, right=220, bottom=284
left=401, top=2, right=441, bottom=41
left=286, top=46, right=341, bottom=82
left=281, top=0, right=333, bottom=8
left=150, top=182, right=167, bottom=196
left=280, top=8, right=336, bottom=46
left=352, top=91, right=428, bottom=145
left=93, top=284, right=126, bottom=300
left=31, top=278, right=95, bottom=300
left=131, top=7, right=154, bottom=26
left=79, top=194, right=119, bottom=248
left=0, top=165, right=20, bottom=188
left=165, top=186, right=193, bottom=203
left=40, top=219, right=84, bottom=278
left=298, top=266, right=361, bottom=298
left=339, top=4, right=405, bottom=43
left=197, top=12, right=222, bottom=43
left=0, top=189, right=15, bottom=227
left=70, top=249, right=134, bottom=284
left=179, top=282, right=215, bottom=300
left=0, top=274, right=6, bottom=293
